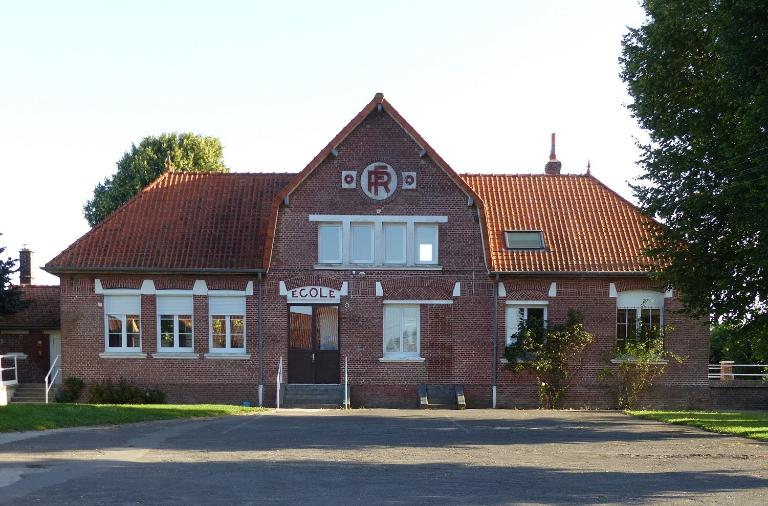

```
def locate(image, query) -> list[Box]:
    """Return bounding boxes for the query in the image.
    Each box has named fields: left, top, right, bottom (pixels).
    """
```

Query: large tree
left=0, top=235, right=25, bottom=319
left=621, top=1, right=768, bottom=333
left=84, top=133, right=228, bottom=226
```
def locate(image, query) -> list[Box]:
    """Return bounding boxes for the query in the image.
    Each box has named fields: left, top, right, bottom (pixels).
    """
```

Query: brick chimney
left=19, top=247, right=32, bottom=286
left=544, top=132, right=562, bottom=175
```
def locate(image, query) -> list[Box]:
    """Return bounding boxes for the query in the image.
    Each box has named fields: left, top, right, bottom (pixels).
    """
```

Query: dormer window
left=504, top=230, right=545, bottom=250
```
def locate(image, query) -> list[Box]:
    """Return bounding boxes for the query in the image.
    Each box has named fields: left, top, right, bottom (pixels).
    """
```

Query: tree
left=504, top=309, right=594, bottom=408
left=620, top=2, right=768, bottom=333
left=84, top=133, right=228, bottom=226
left=0, top=235, right=26, bottom=318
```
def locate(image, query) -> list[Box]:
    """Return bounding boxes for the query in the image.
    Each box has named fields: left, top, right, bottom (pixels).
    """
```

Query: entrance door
left=49, top=333, right=62, bottom=384
left=288, top=305, right=339, bottom=384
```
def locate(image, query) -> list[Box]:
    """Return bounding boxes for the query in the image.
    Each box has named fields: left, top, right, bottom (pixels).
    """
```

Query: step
left=283, top=384, right=345, bottom=408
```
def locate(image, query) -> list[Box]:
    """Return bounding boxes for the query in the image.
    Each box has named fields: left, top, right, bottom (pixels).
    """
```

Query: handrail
left=709, top=362, right=768, bottom=380
left=344, top=355, right=349, bottom=409
left=0, top=355, right=19, bottom=386
left=45, top=354, right=61, bottom=404
left=276, top=356, right=283, bottom=409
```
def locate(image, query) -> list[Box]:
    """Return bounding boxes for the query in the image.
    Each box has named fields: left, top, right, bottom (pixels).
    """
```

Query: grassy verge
left=0, top=404, right=265, bottom=432
left=629, top=410, right=768, bottom=441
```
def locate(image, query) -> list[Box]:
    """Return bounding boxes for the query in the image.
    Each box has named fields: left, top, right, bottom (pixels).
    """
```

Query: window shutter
left=209, top=296, right=246, bottom=315
left=104, top=295, right=140, bottom=314
left=157, top=296, right=193, bottom=315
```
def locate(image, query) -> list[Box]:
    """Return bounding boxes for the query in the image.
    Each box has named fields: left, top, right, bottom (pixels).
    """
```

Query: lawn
left=629, top=410, right=768, bottom=441
left=0, top=403, right=264, bottom=432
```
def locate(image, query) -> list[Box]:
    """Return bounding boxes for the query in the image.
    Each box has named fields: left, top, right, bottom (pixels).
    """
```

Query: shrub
left=599, top=325, right=684, bottom=409
left=89, top=378, right=166, bottom=404
left=55, top=376, right=85, bottom=403
left=505, top=309, right=594, bottom=409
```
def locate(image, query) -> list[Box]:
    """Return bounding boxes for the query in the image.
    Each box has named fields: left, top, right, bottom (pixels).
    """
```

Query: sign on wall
left=286, top=286, right=340, bottom=304
left=341, top=163, right=417, bottom=200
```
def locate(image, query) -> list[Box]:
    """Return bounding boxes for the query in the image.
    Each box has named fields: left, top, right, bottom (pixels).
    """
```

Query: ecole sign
left=287, top=285, right=340, bottom=304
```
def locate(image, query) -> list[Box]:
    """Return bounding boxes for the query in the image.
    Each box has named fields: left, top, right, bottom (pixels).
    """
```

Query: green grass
left=0, top=403, right=265, bottom=432
left=629, top=410, right=768, bottom=441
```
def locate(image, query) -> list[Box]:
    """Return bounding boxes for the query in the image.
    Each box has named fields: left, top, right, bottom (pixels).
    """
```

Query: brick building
left=43, top=94, right=709, bottom=408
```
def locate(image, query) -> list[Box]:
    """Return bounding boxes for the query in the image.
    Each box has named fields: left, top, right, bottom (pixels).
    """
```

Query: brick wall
left=0, top=332, right=50, bottom=383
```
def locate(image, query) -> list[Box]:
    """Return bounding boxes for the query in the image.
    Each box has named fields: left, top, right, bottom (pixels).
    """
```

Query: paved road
left=0, top=409, right=767, bottom=504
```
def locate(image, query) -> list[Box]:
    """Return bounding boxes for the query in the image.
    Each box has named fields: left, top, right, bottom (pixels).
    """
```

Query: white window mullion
left=342, top=220, right=351, bottom=264
left=374, top=221, right=384, bottom=265
left=406, top=221, right=415, bottom=266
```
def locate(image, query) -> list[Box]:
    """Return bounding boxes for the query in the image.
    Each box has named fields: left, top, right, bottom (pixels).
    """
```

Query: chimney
left=544, top=133, right=562, bottom=175
left=19, top=247, right=32, bottom=286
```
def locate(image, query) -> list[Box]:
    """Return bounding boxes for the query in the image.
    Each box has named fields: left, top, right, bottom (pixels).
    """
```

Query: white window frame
left=415, top=223, right=439, bottom=265
left=350, top=222, right=375, bottom=264
left=382, top=304, right=421, bottom=359
left=208, top=296, right=246, bottom=353
left=383, top=222, right=407, bottom=265
left=318, top=222, right=343, bottom=264
left=156, top=296, right=194, bottom=352
left=104, top=295, right=142, bottom=352
left=505, top=303, right=548, bottom=346
left=309, top=215, right=447, bottom=268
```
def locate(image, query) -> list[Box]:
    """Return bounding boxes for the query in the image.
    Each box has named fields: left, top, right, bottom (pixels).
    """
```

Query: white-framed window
left=209, top=296, right=246, bottom=352
left=383, top=305, right=420, bottom=358
left=615, top=290, right=664, bottom=349
left=504, top=230, right=545, bottom=250
left=318, top=223, right=342, bottom=264
left=415, top=223, right=438, bottom=264
left=505, top=304, right=547, bottom=345
left=383, top=223, right=407, bottom=264
left=350, top=223, right=374, bottom=263
left=104, top=295, right=141, bottom=351
left=157, top=296, right=193, bottom=351
left=310, top=215, right=446, bottom=267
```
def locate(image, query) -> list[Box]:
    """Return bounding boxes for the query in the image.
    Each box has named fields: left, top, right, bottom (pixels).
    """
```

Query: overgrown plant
left=599, top=325, right=683, bottom=410
left=89, top=378, right=166, bottom=404
left=55, top=376, right=85, bottom=403
left=505, top=309, right=594, bottom=409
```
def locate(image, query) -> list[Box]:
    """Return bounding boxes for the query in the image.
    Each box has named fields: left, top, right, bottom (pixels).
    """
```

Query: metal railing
left=0, top=355, right=19, bottom=386
left=276, top=356, right=283, bottom=409
left=709, top=361, right=768, bottom=380
left=344, top=355, right=349, bottom=409
left=45, top=354, right=61, bottom=404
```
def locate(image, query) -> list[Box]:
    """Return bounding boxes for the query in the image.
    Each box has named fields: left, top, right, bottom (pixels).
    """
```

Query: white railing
left=45, top=354, right=61, bottom=404
left=344, top=355, right=349, bottom=409
left=276, top=356, right=283, bottom=409
left=0, top=355, right=19, bottom=386
left=709, top=362, right=768, bottom=380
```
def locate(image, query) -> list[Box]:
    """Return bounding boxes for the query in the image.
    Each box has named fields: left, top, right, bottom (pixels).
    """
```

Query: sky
left=0, top=0, right=648, bottom=285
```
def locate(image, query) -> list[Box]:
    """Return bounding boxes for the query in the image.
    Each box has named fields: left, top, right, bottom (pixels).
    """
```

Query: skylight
left=504, top=231, right=545, bottom=250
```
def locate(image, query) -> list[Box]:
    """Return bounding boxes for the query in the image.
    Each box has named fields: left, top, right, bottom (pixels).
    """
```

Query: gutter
left=43, top=266, right=267, bottom=276
left=492, top=273, right=499, bottom=409
left=488, top=270, right=650, bottom=277
left=257, top=272, right=265, bottom=407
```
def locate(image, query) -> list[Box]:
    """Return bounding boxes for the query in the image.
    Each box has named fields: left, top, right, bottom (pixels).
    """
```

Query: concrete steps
left=11, top=383, right=47, bottom=404
left=283, top=384, right=345, bottom=408
left=419, top=384, right=466, bottom=410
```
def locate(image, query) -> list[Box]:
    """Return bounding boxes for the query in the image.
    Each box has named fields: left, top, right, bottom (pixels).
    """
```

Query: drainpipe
left=492, top=273, right=499, bottom=408
left=258, top=272, right=264, bottom=407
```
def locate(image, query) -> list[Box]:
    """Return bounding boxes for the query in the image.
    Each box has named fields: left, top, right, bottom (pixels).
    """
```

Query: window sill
left=314, top=264, right=443, bottom=271
left=611, top=357, right=669, bottom=365
left=378, top=356, right=425, bottom=363
left=204, top=352, right=251, bottom=360
left=3, top=352, right=27, bottom=360
left=152, top=352, right=199, bottom=359
left=99, top=352, right=147, bottom=359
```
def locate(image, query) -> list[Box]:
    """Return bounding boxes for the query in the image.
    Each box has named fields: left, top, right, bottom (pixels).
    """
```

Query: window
left=104, top=295, right=141, bottom=351
left=318, top=223, right=342, bottom=263
left=383, top=305, right=420, bottom=357
left=505, top=305, right=547, bottom=345
left=615, top=290, right=664, bottom=349
left=350, top=223, right=374, bottom=263
left=157, top=296, right=193, bottom=351
left=209, top=296, right=246, bottom=352
left=415, top=224, right=438, bottom=264
left=383, top=223, right=407, bottom=264
left=504, top=231, right=545, bottom=250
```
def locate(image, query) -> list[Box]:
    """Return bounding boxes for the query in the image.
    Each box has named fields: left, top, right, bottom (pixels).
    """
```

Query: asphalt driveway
left=1, top=409, right=767, bottom=505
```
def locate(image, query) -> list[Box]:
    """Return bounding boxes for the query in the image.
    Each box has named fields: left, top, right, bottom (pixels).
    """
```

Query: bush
left=55, top=376, right=85, bottom=403
left=89, top=378, right=166, bottom=404
left=504, top=309, right=594, bottom=409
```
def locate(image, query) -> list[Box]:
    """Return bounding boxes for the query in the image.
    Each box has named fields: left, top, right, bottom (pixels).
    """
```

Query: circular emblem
left=404, top=174, right=415, bottom=186
left=343, top=173, right=355, bottom=185
left=361, top=163, right=397, bottom=200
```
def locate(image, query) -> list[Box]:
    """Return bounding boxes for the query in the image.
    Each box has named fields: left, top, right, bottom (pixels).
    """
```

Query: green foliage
left=710, top=322, right=768, bottom=364
left=89, top=378, right=166, bottom=405
left=83, top=133, right=228, bottom=226
left=600, top=326, right=684, bottom=410
left=629, top=410, right=768, bottom=441
left=0, top=235, right=27, bottom=318
left=620, top=2, right=768, bottom=334
left=504, top=309, right=594, bottom=409
left=55, top=376, right=86, bottom=403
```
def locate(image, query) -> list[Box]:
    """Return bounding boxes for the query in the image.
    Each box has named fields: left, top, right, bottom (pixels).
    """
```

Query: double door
left=288, top=305, right=340, bottom=384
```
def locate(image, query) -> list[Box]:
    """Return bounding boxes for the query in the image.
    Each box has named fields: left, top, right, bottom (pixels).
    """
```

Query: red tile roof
left=461, top=174, right=659, bottom=273
left=0, top=285, right=60, bottom=330
left=46, top=172, right=293, bottom=273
